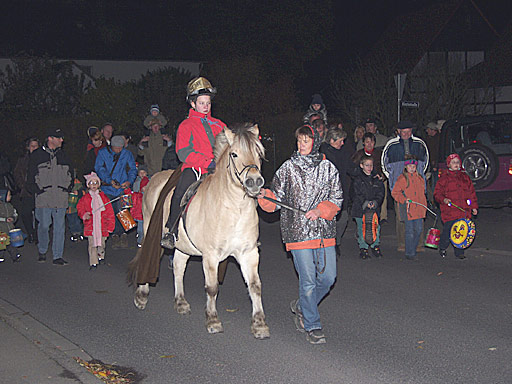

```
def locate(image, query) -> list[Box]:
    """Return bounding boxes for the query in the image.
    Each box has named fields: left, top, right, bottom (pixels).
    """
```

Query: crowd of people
left=0, top=79, right=478, bottom=346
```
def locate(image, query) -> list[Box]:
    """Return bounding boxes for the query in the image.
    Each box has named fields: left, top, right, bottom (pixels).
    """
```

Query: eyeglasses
left=88, top=181, right=99, bottom=185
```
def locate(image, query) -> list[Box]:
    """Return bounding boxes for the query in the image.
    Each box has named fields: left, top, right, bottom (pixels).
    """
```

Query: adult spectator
left=27, top=128, right=73, bottom=265
left=353, top=125, right=365, bottom=151
left=95, top=135, right=137, bottom=248
left=303, top=94, right=327, bottom=125
left=357, top=118, right=388, bottom=150
left=13, top=137, right=40, bottom=243
left=137, top=119, right=173, bottom=176
left=101, top=123, right=114, bottom=145
left=381, top=121, right=429, bottom=251
left=312, top=119, right=327, bottom=141
left=352, top=132, right=388, bottom=221
left=320, top=127, right=352, bottom=248
left=424, top=121, right=442, bottom=205
left=84, top=130, right=106, bottom=175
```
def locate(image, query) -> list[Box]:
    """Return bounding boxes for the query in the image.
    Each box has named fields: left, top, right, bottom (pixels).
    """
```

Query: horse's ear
left=224, top=127, right=235, bottom=145
left=251, top=124, right=259, bottom=137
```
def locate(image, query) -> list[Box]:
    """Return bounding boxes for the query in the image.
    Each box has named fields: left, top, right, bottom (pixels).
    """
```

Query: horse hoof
left=134, top=298, right=147, bottom=310
left=134, top=288, right=149, bottom=310
left=174, top=300, right=191, bottom=315
left=206, top=319, right=224, bottom=334
left=251, top=324, right=270, bottom=339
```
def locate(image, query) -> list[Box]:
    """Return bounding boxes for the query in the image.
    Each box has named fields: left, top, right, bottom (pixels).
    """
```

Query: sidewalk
left=0, top=298, right=100, bottom=384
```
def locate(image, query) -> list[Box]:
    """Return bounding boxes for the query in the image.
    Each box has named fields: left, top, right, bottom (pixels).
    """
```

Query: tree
left=0, top=55, right=87, bottom=120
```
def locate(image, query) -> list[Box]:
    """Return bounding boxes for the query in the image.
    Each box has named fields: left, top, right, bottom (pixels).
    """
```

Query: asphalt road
left=1, top=207, right=511, bottom=383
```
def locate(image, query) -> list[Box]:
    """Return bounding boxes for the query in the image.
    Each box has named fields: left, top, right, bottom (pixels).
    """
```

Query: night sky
left=1, top=0, right=511, bottom=99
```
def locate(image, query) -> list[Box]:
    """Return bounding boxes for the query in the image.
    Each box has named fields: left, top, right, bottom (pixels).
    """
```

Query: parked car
left=438, top=114, right=512, bottom=207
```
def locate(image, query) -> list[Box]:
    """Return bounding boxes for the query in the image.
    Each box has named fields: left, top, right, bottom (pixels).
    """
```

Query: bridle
left=227, top=151, right=261, bottom=190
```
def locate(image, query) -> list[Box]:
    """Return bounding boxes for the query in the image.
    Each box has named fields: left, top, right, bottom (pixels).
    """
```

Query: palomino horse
left=130, top=123, right=269, bottom=339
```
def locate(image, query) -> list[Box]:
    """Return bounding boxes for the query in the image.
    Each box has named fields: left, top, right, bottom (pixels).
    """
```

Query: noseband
left=228, top=152, right=261, bottom=191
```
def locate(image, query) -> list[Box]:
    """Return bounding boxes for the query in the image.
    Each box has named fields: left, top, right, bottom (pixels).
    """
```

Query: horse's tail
left=126, top=246, right=143, bottom=286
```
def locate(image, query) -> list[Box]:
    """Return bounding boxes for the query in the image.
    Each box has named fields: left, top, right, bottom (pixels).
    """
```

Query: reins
left=227, top=152, right=260, bottom=191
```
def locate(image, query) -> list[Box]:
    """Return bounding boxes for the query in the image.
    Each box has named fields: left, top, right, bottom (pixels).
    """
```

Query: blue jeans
left=35, top=207, right=66, bottom=260
left=405, top=218, right=423, bottom=258
left=66, top=212, right=82, bottom=234
left=354, top=217, right=381, bottom=249
left=106, top=194, right=124, bottom=235
left=291, top=246, right=337, bottom=331
left=136, top=220, right=144, bottom=244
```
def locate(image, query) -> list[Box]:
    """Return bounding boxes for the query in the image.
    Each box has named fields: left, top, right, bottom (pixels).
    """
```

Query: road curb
left=0, top=297, right=101, bottom=384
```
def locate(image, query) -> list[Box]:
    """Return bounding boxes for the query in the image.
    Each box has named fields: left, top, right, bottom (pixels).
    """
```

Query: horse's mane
left=214, top=122, right=265, bottom=163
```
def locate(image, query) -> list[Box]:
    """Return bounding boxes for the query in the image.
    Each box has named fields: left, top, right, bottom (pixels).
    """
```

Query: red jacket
left=176, top=108, right=226, bottom=174
left=131, top=191, right=143, bottom=221
left=76, top=191, right=115, bottom=236
left=434, top=169, right=478, bottom=222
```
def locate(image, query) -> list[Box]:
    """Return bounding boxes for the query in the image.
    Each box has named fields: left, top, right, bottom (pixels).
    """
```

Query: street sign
left=401, top=101, right=420, bottom=108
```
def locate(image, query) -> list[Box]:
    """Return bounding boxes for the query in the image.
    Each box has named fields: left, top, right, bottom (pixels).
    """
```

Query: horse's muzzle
left=243, top=174, right=265, bottom=196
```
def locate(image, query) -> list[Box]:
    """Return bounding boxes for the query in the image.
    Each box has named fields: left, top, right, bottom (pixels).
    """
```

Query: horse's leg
left=238, top=249, right=270, bottom=339
left=173, top=249, right=191, bottom=315
left=202, top=255, right=223, bottom=334
left=134, top=283, right=150, bottom=310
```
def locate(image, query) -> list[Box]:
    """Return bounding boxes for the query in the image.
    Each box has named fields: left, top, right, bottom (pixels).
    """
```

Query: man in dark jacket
left=27, top=128, right=73, bottom=265
left=320, top=127, right=354, bottom=247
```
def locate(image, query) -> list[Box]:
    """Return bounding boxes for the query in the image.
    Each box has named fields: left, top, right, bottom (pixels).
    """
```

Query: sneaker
left=70, top=234, right=79, bottom=242
left=12, top=253, right=21, bottom=262
left=359, top=248, right=370, bottom=260
left=98, top=258, right=105, bottom=265
left=160, top=232, right=177, bottom=250
left=137, top=243, right=142, bottom=248
left=306, top=329, right=326, bottom=344
left=290, top=299, right=305, bottom=333
left=38, top=253, right=46, bottom=262
left=439, top=249, right=447, bottom=258
left=456, top=254, right=466, bottom=260
left=89, top=264, right=97, bottom=271
left=371, top=247, right=383, bottom=258
left=52, top=258, right=69, bottom=266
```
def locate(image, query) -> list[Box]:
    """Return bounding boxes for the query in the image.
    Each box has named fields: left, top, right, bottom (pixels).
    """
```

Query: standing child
left=77, top=172, right=115, bottom=270
left=131, top=176, right=149, bottom=248
left=350, top=155, right=385, bottom=259
left=0, top=190, right=21, bottom=262
left=143, top=104, right=168, bottom=130
left=434, top=154, right=478, bottom=259
left=391, top=156, right=427, bottom=260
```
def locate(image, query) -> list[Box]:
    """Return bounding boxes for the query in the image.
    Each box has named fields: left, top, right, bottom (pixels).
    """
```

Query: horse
left=129, top=123, right=270, bottom=339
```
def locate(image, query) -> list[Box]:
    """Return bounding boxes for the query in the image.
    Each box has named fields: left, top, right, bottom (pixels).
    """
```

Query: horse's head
left=216, top=123, right=265, bottom=197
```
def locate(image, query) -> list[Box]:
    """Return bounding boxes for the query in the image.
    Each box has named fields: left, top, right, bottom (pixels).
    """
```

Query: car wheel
left=460, top=144, right=498, bottom=189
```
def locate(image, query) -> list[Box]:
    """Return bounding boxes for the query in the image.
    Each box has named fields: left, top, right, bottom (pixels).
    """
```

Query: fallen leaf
left=160, top=355, right=175, bottom=359
left=437, top=272, right=443, bottom=276
left=226, top=308, right=239, bottom=312
left=488, top=347, right=497, bottom=351
left=417, top=340, right=425, bottom=344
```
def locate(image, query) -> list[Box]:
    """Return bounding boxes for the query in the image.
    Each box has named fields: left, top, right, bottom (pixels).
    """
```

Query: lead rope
left=315, top=221, right=326, bottom=275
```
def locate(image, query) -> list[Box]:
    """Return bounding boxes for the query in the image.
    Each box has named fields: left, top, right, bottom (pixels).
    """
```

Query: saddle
left=180, top=173, right=208, bottom=209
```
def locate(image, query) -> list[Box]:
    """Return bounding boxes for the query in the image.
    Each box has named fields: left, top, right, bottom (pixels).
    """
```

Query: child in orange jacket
left=391, top=157, right=427, bottom=260
left=77, top=172, right=115, bottom=270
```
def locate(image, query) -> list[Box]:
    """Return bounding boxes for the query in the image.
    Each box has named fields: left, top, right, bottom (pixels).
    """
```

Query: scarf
left=90, top=190, right=105, bottom=247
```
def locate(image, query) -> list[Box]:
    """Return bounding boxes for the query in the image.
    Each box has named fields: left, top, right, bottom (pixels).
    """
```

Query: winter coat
left=302, top=104, right=327, bottom=124
left=258, top=151, right=342, bottom=250
left=391, top=172, right=427, bottom=221
left=131, top=191, right=143, bottom=221
left=434, top=169, right=478, bottom=222
left=76, top=191, right=115, bottom=237
left=94, top=147, right=137, bottom=197
left=13, top=153, right=32, bottom=198
left=0, top=200, right=17, bottom=233
left=176, top=108, right=226, bottom=174
left=350, top=168, right=385, bottom=219
left=319, top=142, right=353, bottom=210
left=137, top=131, right=169, bottom=176
left=27, top=146, right=73, bottom=209
left=381, top=135, right=429, bottom=190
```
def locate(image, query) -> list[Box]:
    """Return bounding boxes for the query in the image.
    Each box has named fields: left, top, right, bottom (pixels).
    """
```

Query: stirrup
left=160, top=232, right=177, bottom=250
